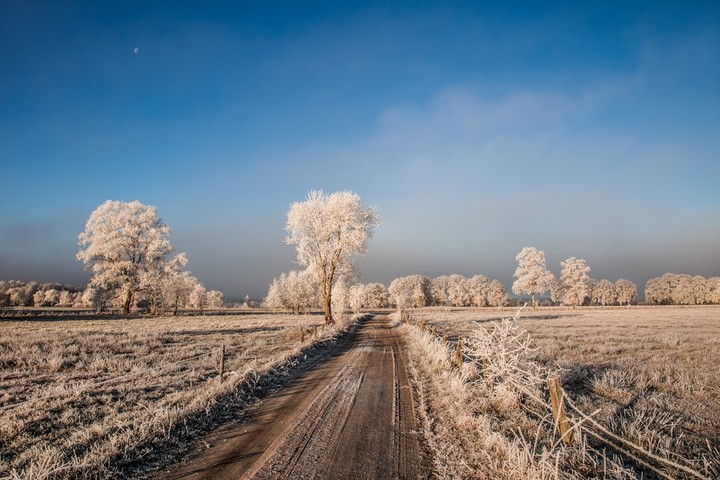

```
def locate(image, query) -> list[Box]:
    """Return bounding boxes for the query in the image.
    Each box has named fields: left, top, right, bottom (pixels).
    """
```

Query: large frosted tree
left=512, top=246, right=555, bottom=309
left=77, top=200, right=186, bottom=314
left=286, top=190, right=380, bottom=324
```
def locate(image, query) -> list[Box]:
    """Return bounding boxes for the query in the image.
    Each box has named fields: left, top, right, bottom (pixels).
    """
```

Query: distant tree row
left=511, top=247, right=638, bottom=308
left=645, top=274, right=720, bottom=305
left=0, top=281, right=82, bottom=308
left=0, top=278, right=223, bottom=313
left=264, top=272, right=508, bottom=313
left=388, top=274, right=508, bottom=308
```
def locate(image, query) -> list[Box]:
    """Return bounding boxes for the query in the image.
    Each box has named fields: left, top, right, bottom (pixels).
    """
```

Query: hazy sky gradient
left=1, top=1, right=719, bottom=300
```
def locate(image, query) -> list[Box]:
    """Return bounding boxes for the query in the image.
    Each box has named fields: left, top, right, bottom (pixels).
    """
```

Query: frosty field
left=405, top=305, right=720, bottom=479
left=0, top=313, right=331, bottom=479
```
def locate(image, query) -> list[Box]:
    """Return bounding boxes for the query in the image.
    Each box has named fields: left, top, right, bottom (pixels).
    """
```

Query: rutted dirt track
left=158, top=316, right=431, bottom=479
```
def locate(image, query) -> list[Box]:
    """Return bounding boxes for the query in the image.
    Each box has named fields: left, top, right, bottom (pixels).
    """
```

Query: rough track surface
left=157, top=316, right=431, bottom=479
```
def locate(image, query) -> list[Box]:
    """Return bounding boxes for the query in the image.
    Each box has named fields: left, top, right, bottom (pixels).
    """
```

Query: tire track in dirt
left=158, top=316, right=431, bottom=479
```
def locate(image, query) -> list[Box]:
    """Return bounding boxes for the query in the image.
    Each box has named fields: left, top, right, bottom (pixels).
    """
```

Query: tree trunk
left=122, top=289, right=133, bottom=315
left=323, top=290, right=334, bottom=324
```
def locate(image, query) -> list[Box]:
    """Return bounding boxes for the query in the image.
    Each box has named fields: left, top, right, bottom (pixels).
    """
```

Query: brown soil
left=155, top=316, right=432, bottom=479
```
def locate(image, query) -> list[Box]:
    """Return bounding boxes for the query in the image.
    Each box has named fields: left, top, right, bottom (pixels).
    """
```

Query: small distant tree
left=707, top=277, right=720, bottom=304
left=615, top=279, right=637, bottom=306
left=331, top=277, right=351, bottom=322
left=591, top=279, right=616, bottom=306
left=265, top=269, right=320, bottom=313
left=558, top=257, right=591, bottom=308
left=446, top=274, right=469, bottom=307
left=163, top=270, right=196, bottom=315
left=692, top=276, right=708, bottom=305
left=189, top=284, right=207, bottom=314
left=58, top=290, right=74, bottom=307
left=389, top=275, right=432, bottom=309
left=487, top=279, right=508, bottom=307
left=206, top=290, right=224, bottom=309
left=431, top=276, right=450, bottom=306
left=349, top=284, right=365, bottom=313
left=466, top=275, right=490, bottom=307
left=363, top=283, right=389, bottom=308
left=672, top=274, right=695, bottom=305
left=285, top=190, right=380, bottom=324
left=512, top=247, right=555, bottom=309
left=32, top=290, right=45, bottom=307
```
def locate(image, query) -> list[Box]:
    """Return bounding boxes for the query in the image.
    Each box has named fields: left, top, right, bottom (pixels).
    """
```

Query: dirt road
left=157, top=316, right=431, bottom=479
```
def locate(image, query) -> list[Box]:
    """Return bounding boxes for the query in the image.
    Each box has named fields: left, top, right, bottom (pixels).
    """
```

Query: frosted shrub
left=465, top=312, right=548, bottom=394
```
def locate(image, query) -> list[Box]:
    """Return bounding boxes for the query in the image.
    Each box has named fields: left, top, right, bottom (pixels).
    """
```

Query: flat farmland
left=0, top=313, right=330, bottom=479
left=408, top=305, right=720, bottom=479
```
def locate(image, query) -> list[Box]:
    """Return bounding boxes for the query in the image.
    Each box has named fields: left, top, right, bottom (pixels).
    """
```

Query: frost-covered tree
left=389, top=275, right=432, bottom=309
left=558, top=257, right=591, bottom=308
left=285, top=190, right=380, bottom=324
left=162, top=270, right=196, bottom=315
left=431, top=276, right=450, bottom=306
left=615, top=279, right=637, bottom=306
left=363, top=283, right=389, bottom=309
left=591, top=279, right=616, bottom=306
left=466, top=275, right=490, bottom=307
left=487, top=279, right=508, bottom=307
left=265, top=269, right=320, bottom=313
left=32, top=290, right=45, bottom=307
left=58, top=290, right=74, bottom=307
left=671, top=274, right=694, bottom=305
left=707, top=277, right=720, bottom=304
left=348, top=284, right=365, bottom=313
left=77, top=200, right=187, bottom=314
left=206, top=290, right=224, bottom=309
left=446, top=274, right=469, bottom=307
left=692, top=276, right=708, bottom=305
left=189, top=284, right=207, bottom=313
left=512, top=247, right=555, bottom=309
left=80, top=287, right=104, bottom=311
left=331, top=277, right=351, bottom=322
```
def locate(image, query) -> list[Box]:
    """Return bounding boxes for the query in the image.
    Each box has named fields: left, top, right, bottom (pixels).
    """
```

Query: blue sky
left=1, top=1, right=719, bottom=300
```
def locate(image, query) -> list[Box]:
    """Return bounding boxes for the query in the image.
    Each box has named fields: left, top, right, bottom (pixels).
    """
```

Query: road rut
left=158, top=316, right=430, bottom=479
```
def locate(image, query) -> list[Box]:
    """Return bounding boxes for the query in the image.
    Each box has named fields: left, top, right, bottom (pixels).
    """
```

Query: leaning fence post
left=454, top=337, right=463, bottom=369
left=218, top=345, right=225, bottom=384
left=547, top=375, right=574, bottom=445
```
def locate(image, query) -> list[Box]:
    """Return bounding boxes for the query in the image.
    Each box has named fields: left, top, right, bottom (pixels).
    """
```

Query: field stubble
left=404, top=305, right=720, bottom=479
left=0, top=313, right=334, bottom=479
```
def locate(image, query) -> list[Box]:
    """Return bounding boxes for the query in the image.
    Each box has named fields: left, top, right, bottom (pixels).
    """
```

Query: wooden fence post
left=298, top=326, right=305, bottom=343
left=547, top=375, right=574, bottom=445
left=454, top=337, right=463, bottom=369
left=218, top=345, right=225, bottom=384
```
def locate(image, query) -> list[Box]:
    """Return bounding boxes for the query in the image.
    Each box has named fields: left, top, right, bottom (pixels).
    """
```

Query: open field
left=0, top=313, right=333, bottom=479
left=404, top=305, right=720, bottom=479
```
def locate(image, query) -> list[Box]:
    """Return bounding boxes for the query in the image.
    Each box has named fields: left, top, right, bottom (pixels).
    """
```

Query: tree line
left=3, top=193, right=717, bottom=316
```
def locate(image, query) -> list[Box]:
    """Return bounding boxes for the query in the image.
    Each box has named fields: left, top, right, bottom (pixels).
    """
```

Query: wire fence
left=403, top=313, right=710, bottom=480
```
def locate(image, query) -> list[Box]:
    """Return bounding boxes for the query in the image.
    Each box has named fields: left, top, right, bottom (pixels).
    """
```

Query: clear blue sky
left=1, top=1, right=719, bottom=300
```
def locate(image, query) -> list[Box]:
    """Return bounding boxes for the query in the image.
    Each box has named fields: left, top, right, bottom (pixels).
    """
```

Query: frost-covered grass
left=402, top=306, right=720, bottom=479
left=0, top=313, right=335, bottom=479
